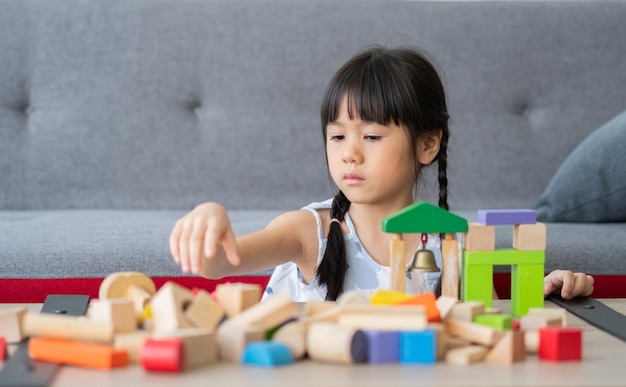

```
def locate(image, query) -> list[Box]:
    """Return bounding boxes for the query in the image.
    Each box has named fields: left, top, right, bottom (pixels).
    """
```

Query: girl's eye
left=365, top=135, right=381, bottom=141
left=329, top=135, right=344, bottom=141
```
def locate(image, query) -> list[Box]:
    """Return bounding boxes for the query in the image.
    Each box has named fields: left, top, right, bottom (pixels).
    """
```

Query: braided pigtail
left=315, top=191, right=351, bottom=301
left=437, top=128, right=449, bottom=211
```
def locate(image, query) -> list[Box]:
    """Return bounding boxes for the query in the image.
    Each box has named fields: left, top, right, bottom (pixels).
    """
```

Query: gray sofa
left=1, top=0, right=625, bottom=301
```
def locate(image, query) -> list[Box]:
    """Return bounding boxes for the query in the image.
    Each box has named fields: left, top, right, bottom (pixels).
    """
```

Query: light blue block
left=400, top=329, right=436, bottom=364
left=241, top=341, right=294, bottom=367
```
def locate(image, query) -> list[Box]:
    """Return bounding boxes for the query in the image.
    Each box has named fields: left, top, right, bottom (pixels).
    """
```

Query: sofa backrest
left=1, top=0, right=625, bottom=211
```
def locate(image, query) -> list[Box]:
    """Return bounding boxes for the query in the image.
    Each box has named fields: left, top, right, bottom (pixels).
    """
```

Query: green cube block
left=473, top=313, right=513, bottom=330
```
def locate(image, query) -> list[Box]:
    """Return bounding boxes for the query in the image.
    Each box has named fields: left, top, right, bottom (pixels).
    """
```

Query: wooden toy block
left=28, top=337, right=129, bottom=370
left=463, top=223, right=496, bottom=252
left=435, top=295, right=459, bottom=322
left=364, top=330, right=400, bottom=364
left=449, top=301, right=485, bottom=322
left=400, top=328, right=437, bottom=364
left=485, top=330, right=526, bottom=364
left=0, top=307, right=27, bottom=343
left=153, top=328, right=217, bottom=369
left=389, top=234, right=406, bottom=292
left=241, top=341, right=294, bottom=367
left=441, top=234, right=460, bottom=298
left=89, top=298, right=136, bottom=333
left=99, top=272, right=156, bottom=323
left=216, top=324, right=265, bottom=362
left=23, top=313, right=114, bottom=344
left=113, top=331, right=150, bottom=363
left=513, top=222, right=547, bottom=251
left=184, top=289, right=225, bottom=331
left=477, top=209, right=536, bottom=226
left=337, top=290, right=370, bottom=305
left=140, top=338, right=184, bottom=372
left=214, top=282, right=262, bottom=318
left=538, top=327, right=582, bottom=362
left=370, top=290, right=413, bottom=305
left=528, top=307, right=567, bottom=326
left=463, top=249, right=545, bottom=266
left=524, top=331, right=539, bottom=353
left=382, top=201, right=468, bottom=234
left=520, top=314, right=563, bottom=331
left=302, top=303, right=342, bottom=324
left=149, top=281, right=194, bottom=333
left=445, top=345, right=488, bottom=366
left=0, top=336, right=6, bottom=361
left=473, top=314, right=512, bottom=330
left=338, top=305, right=427, bottom=331
left=446, top=319, right=503, bottom=347
left=304, top=301, right=337, bottom=317
left=511, top=261, right=545, bottom=316
left=306, top=322, right=368, bottom=364
left=272, top=320, right=307, bottom=360
left=428, top=323, right=448, bottom=360
left=397, top=292, right=441, bottom=323
left=221, top=293, right=298, bottom=331
left=461, top=258, right=494, bottom=308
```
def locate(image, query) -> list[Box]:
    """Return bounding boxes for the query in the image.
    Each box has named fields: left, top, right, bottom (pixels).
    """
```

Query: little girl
left=169, top=46, right=593, bottom=302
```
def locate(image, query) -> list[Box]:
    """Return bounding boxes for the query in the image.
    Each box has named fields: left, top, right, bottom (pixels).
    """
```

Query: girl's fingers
left=189, top=218, right=207, bottom=274
left=178, top=219, right=193, bottom=273
left=169, top=221, right=183, bottom=264
left=221, top=226, right=241, bottom=266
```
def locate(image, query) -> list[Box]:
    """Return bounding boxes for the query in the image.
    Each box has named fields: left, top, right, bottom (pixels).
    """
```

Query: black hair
left=316, top=45, right=450, bottom=301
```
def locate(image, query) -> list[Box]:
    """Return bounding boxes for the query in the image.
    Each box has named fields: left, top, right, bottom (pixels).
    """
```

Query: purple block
left=477, top=209, right=537, bottom=225
left=364, top=331, right=400, bottom=364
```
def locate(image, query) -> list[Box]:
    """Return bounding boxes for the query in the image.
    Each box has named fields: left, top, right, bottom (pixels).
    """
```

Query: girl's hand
left=544, top=270, right=594, bottom=300
left=169, top=202, right=241, bottom=275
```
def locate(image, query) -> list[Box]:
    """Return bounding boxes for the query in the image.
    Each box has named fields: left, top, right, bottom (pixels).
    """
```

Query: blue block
left=477, top=209, right=536, bottom=225
left=364, top=331, right=400, bottom=364
left=241, top=341, right=294, bottom=367
left=400, top=329, right=436, bottom=364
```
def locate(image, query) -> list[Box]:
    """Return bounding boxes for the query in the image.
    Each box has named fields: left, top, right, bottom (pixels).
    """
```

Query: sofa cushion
left=536, top=110, right=626, bottom=222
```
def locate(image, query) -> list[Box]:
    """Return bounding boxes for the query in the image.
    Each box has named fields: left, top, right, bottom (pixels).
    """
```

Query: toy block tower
left=462, top=209, right=546, bottom=316
left=382, top=201, right=468, bottom=298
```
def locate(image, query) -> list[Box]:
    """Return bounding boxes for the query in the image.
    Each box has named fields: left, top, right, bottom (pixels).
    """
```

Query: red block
left=538, top=327, right=582, bottom=362
left=1, top=336, right=6, bottom=362
left=141, top=338, right=184, bottom=372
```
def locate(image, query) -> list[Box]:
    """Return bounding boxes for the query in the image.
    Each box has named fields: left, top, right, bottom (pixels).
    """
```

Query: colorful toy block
left=29, top=337, right=129, bottom=370
left=400, top=329, right=437, bottom=364
left=477, top=209, right=536, bottom=225
left=538, top=327, right=582, bottom=362
left=397, top=292, right=441, bottom=323
left=0, top=336, right=6, bottom=362
left=364, top=331, right=400, bottom=364
left=0, top=307, right=27, bottom=343
left=474, top=314, right=513, bottom=330
left=99, top=272, right=156, bottom=324
left=272, top=321, right=307, bottom=360
left=242, top=342, right=294, bottom=367
left=152, top=328, right=217, bottom=369
left=140, top=338, right=184, bottom=372
left=462, top=249, right=544, bottom=316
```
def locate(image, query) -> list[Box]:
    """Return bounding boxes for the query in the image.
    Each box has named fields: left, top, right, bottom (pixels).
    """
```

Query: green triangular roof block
left=382, top=201, right=468, bottom=233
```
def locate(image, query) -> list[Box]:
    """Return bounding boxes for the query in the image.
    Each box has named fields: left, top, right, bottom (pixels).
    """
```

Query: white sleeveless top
left=262, top=199, right=448, bottom=302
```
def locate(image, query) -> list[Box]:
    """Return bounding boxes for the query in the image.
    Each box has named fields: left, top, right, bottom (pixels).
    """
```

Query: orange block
left=398, top=292, right=441, bottom=323
left=29, top=337, right=129, bottom=369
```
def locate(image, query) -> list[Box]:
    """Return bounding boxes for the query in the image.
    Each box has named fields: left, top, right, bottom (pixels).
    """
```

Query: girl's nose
left=342, top=140, right=363, bottom=164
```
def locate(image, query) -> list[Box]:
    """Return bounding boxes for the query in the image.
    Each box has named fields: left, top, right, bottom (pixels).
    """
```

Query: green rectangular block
left=511, top=263, right=545, bottom=316
left=462, top=258, right=493, bottom=308
left=473, top=314, right=513, bottom=330
left=463, top=249, right=544, bottom=266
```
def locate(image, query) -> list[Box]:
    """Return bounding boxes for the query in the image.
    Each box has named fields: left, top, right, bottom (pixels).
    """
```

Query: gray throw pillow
left=536, top=110, right=626, bottom=222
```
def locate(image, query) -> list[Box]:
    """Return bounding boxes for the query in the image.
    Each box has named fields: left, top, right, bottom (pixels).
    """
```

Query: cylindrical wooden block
left=306, top=323, right=367, bottom=364
left=23, top=313, right=114, bottom=344
left=273, top=321, right=307, bottom=359
left=140, top=339, right=184, bottom=372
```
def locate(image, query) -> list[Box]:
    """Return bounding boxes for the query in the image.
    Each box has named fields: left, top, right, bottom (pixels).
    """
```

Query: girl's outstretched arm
left=169, top=202, right=316, bottom=279
left=544, top=270, right=594, bottom=299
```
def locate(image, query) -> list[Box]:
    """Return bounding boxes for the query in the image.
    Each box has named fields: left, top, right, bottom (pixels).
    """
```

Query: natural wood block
left=528, top=307, right=567, bottom=326
left=23, top=313, right=114, bottom=344
left=214, top=283, right=262, bottom=318
left=150, top=282, right=194, bottom=333
left=463, top=223, right=496, bottom=251
left=441, top=235, right=460, bottom=299
left=450, top=301, right=485, bottom=322
left=446, top=345, right=488, bottom=366
left=89, top=299, right=136, bottom=333
left=0, top=307, right=27, bottom=343
left=520, top=314, right=562, bottom=331
left=216, top=324, right=265, bottom=363
left=113, top=331, right=150, bottom=363
left=389, top=236, right=406, bottom=292
left=446, top=319, right=503, bottom=347
left=338, top=305, right=427, bottom=331
left=184, top=289, right=225, bottom=331
left=307, top=322, right=367, bottom=364
left=513, top=222, right=547, bottom=251
left=485, top=330, right=526, bottom=363
left=223, top=293, right=297, bottom=331
left=153, top=328, right=217, bottom=369
left=436, top=295, right=459, bottom=322
left=272, top=320, right=307, bottom=360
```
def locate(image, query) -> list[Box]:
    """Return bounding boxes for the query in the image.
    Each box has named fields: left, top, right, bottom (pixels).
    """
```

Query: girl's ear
left=416, top=129, right=443, bottom=165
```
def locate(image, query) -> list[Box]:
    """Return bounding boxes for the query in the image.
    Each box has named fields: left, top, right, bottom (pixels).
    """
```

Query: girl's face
left=326, top=98, right=440, bottom=207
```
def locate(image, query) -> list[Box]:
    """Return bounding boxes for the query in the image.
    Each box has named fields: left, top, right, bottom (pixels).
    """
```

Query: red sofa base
left=0, top=274, right=623, bottom=303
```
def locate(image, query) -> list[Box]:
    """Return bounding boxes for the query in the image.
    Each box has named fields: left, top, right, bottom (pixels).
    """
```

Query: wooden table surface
left=2, top=299, right=626, bottom=387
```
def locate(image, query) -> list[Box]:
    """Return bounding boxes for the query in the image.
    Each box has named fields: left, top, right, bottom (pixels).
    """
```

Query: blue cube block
left=364, top=330, right=400, bottom=364
left=242, top=341, right=294, bottom=367
left=400, top=329, right=436, bottom=364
